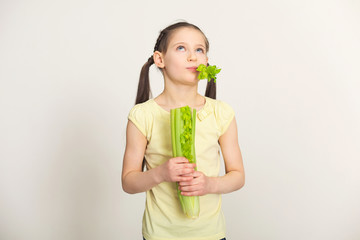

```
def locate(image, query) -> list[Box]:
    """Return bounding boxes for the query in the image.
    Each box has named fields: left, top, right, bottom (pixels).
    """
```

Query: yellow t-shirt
left=128, top=96, right=235, bottom=240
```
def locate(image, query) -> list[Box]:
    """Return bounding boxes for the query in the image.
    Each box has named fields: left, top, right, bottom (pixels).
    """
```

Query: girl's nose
left=187, top=51, right=197, bottom=61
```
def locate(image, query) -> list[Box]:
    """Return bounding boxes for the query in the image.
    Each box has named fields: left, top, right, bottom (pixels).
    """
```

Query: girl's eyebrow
left=172, top=42, right=206, bottom=48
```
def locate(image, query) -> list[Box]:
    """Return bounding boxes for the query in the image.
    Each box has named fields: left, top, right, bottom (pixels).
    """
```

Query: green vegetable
left=196, top=64, right=221, bottom=82
left=170, top=106, right=199, bottom=219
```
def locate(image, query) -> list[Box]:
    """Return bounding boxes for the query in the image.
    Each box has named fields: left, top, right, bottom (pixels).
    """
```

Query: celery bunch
left=196, top=64, right=221, bottom=82
left=170, top=106, right=200, bottom=219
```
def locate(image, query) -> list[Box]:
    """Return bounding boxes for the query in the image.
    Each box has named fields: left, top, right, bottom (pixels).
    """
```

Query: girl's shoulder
left=128, top=98, right=167, bottom=123
left=127, top=99, right=158, bottom=139
left=128, top=99, right=157, bottom=114
left=202, top=97, right=235, bottom=135
left=203, top=97, right=234, bottom=115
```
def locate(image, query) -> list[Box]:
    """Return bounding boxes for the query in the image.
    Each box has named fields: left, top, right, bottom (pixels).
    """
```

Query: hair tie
left=148, top=56, right=154, bottom=64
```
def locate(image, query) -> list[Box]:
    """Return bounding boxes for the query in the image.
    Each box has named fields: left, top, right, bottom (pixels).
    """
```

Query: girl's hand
left=159, top=157, right=196, bottom=183
left=178, top=171, right=213, bottom=196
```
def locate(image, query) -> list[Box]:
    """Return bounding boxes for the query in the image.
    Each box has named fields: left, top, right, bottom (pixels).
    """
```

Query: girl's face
left=159, top=27, right=208, bottom=85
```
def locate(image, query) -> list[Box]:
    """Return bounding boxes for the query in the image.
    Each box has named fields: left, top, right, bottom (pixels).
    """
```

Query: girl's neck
left=155, top=85, right=205, bottom=110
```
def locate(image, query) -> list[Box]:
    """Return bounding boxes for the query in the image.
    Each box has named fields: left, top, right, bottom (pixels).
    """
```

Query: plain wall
left=1, top=0, right=360, bottom=239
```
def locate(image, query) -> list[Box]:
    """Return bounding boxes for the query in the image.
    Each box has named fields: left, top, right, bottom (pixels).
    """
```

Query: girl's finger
left=174, top=157, right=190, bottom=163
left=177, top=168, right=194, bottom=177
left=178, top=176, right=193, bottom=182
left=175, top=163, right=196, bottom=171
left=183, top=163, right=196, bottom=168
left=192, top=171, right=202, bottom=178
left=180, top=189, right=201, bottom=196
left=180, top=173, right=193, bottom=177
left=178, top=180, right=193, bottom=186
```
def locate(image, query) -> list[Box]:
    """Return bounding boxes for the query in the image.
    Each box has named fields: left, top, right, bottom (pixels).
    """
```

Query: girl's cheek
left=197, top=53, right=207, bottom=61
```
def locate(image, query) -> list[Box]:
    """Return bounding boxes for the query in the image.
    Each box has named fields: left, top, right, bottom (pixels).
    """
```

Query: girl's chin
left=179, top=79, right=199, bottom=86
left=171, top=76, right=200, bottom=85
left=187, top=77, right=200, bottom=83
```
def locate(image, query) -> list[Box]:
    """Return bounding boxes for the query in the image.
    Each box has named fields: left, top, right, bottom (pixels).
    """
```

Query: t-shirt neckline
left=151, top=96, right=210, bottom=116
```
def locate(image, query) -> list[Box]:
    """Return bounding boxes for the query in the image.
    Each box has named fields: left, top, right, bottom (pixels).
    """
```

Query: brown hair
left=135, top=21, right=216, bottom=104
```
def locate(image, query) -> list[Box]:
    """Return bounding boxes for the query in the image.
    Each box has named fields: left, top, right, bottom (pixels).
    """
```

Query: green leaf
left=196, top=64, right=221, bottom=83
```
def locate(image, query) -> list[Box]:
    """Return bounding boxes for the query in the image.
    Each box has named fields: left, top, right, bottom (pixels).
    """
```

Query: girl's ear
left=153, top=51, right=165, bottom=68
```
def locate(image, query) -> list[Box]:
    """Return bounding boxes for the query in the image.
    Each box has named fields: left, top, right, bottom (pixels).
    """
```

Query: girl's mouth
left=186, top=67, right=198, bottom=72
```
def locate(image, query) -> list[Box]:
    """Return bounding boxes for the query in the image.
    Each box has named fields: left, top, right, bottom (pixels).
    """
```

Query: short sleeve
left=128, top=103, right=149, bottom=138
left=216, top=101, right=235, bottom=136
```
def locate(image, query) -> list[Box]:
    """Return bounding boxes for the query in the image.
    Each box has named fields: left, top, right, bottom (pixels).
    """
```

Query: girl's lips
left=187, top=67, right=198, bottom=72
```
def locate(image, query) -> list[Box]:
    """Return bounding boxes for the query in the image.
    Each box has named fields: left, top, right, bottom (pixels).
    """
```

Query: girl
left=122, top=21, right=245, bottom=240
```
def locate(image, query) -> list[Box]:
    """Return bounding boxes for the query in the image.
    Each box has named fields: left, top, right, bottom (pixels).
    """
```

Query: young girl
left=122, top=21, right=245, bottom=240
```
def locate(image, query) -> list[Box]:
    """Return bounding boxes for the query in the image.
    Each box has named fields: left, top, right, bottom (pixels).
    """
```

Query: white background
left=1, top=0, right=360, bottom=239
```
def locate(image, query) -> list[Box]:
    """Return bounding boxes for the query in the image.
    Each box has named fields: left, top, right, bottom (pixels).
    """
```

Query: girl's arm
left=179, top=117, right=245, bottom=196
left=215, top=117, right=245, bottom=193
left=122, top=120, right=196, bottom=194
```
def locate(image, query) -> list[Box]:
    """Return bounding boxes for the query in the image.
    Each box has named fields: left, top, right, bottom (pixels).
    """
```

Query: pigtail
left=135, top=56, right=154, bottom=171
left=204, top=63, right=216, bottom=99
left=135, top=56, right=154, bottom=104
left=205, top=80, right=216, bottom=99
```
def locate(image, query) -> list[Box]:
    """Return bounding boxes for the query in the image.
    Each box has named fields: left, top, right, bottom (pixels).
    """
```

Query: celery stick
left=170, top=106, right=200, bottom=219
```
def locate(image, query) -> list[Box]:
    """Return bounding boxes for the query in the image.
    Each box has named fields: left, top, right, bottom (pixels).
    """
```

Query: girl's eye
left=196, top=48, right=204, bottom=53
left=177, top=46, right=185, bottom=51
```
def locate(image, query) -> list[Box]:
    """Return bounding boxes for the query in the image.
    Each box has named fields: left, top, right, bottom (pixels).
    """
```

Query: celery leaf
left=196, top=64, right=221, bottom=82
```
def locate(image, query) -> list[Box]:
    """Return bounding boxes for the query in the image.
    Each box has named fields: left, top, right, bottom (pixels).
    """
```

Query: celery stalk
left=170, top=106, right=200, bottom=219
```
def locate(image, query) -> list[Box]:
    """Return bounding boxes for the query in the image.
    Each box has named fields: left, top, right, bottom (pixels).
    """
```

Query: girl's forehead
left=169, top=27, right=206, bottom=45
